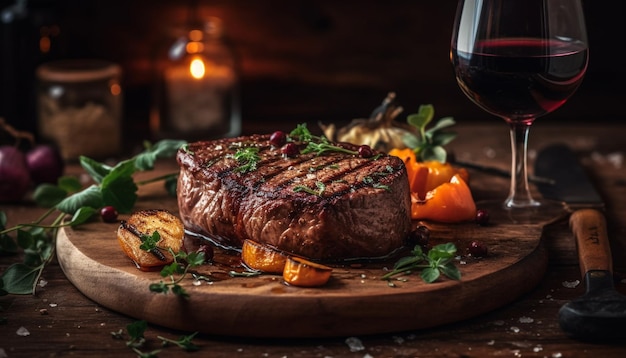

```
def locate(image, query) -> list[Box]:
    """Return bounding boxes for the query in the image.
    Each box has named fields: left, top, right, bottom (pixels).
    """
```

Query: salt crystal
left=345, top=337, right=365, bottom=352
left=492, top=320, right=505, bottom=326
left=562, top=280, right=580, bottom=289
left=533, top=345, right=543, bottom=352
left=392, top=335, right=404, bottom=344
left=193, top=280, right=202, bottom=286
left=519, top=316, right=534, bottom=324
left=49, top=303, right=58, bottom=307
left=552, top=353, right=563, bottom=358
left=363, top=354, right=374, bottom=358
left=486, top=340, right=495, bottom=345
left=510, top=326, right=520, bottom=333
left=38, top=278, right=48, bottom=287
left=16, top=326, right=30, bottom=336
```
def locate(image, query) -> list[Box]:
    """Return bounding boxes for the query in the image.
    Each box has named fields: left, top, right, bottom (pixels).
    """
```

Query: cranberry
left=100, top=206, right=119, bottom=223
left=358, top=145, right=374, bottom=158
left=467, top=240, right=488, bottom=257
left=196, top=244, right=214, bottom=263
left=270, top=131, right=287, bottom=147
left=281, top=143, right=300, bottom=157
left=475, top=209, right=490, bottom=226
left=406, top=225, right=430, bottom=248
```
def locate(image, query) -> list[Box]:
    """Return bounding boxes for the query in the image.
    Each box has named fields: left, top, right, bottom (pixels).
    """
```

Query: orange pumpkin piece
left=283, top=256, right=332, bottom=287
left=388, top=148, right=469, bottom=200
left=116, top=209, right=184, bottom=271
left=241, top=239, right=288, bottom=274
left=411, top=174, right=477, bottom=223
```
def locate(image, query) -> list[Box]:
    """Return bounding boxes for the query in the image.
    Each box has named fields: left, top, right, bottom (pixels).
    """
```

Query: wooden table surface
left=2, top=122, right=626, bottom=357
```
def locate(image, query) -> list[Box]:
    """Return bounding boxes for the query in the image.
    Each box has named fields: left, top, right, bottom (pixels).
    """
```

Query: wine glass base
left=476, top=199, right=568, bottom=225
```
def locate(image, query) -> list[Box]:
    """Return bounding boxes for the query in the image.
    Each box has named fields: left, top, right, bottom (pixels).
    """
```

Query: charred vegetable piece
left=116, top=209, right=184, bottom=270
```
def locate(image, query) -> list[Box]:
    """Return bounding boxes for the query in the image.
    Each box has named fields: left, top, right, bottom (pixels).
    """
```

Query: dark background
left=1, top=0, right=624, bottom=144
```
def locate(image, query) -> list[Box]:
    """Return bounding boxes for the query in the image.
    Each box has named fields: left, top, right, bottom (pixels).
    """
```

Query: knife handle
left=569, top=208, right=613, bottom=277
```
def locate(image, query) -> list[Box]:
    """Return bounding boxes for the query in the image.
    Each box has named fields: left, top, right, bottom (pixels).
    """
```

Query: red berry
left=358, top=145, right=374, bottom=158
left=270, top=131, right=287, bottom=147
left=281, top=143, right=299, bottom=157
left=468, top=240, right=488, bottom=257
left=475, top=209, right=490, bottom=226
left=100, top=206, right=119, bottom=223
left=406, top=225, right=430, bottom=248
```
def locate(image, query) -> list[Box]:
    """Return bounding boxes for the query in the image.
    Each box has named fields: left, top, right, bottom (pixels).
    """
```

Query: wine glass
left=450, top=0, right=588, bottom=223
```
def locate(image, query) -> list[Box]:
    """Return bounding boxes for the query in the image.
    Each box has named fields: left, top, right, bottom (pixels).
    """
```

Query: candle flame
left=189, top=58, right=206, bottom=79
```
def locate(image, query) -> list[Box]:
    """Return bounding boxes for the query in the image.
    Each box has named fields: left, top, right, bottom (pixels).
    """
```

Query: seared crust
left=176, top=134, right=411, bottom=261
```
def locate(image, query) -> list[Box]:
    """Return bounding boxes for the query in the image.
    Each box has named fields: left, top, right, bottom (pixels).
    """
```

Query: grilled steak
left=176, top=134, right=411, bottom=261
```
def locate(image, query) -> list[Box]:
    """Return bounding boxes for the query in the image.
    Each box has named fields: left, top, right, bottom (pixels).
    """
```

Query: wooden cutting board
left=56, top=181, right=548, bottom=338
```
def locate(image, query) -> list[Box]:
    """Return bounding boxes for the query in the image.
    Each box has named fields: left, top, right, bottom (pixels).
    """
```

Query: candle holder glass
left=153, top=17, right=240, bottom=141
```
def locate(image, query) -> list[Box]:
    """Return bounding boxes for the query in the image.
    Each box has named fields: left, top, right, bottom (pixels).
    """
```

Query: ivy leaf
left=0, top=263, right=41, bottom=294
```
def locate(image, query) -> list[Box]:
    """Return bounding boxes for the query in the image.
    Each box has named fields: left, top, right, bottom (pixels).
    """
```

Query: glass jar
left=37, top=59, right=122, bottom=160
left=153, top=17, right=241, bottom=141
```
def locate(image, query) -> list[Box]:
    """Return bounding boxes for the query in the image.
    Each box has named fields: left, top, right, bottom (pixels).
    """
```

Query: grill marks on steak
left=176, top=134, right=412, bottom=261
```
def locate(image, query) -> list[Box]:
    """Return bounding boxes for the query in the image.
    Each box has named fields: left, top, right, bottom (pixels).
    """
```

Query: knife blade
left=534, top=144, right=626, bottom=341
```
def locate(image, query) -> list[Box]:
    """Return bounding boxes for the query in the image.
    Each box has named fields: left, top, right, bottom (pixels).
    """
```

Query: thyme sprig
left=382, top=243, right=461, bottom=284
left=147, top=248, right=206, bottom=298
left=293, top=181, right=326, bottom=196
left=290, top=124, right=360, bottom=157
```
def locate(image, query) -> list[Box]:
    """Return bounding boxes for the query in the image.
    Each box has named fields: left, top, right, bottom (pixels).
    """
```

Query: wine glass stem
left=506, top=121, right=540, bottom=208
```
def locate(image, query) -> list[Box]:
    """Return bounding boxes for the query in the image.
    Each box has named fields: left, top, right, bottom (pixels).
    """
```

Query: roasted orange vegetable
left=283, top=257, right=332, bottom=287
left=116, top=209, right=184, bottom=271
left=241, top=239, right=288, bottom=274
left=389, top=148, right=468, bottom=200
left=410, top=174, right=476, bottom=223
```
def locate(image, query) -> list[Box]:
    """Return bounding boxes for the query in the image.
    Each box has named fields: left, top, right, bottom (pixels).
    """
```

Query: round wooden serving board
left=56, top=192, right=548, bottom=338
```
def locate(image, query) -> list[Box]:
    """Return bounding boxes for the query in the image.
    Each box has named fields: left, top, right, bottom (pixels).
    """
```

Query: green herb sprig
left=382, top=243, right=461, bottom=284
left=293, top=181, right=326, bottom=196
left=113, top=320, right=200, bottom=357
left=402, top=104, right=457, bottom=163
left=0, top=139, right=186, bottom=296
left=147, top=248, right=206, bottom=298
left=232, top=147, right=260, bottom=173
left=290, top=124, right=360, bottom=157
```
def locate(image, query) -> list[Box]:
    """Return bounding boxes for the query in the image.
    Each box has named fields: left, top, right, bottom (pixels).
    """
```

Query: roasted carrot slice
left=241, top=239, right=288, bottom=274
left=283, top=257, right=332, bottom=287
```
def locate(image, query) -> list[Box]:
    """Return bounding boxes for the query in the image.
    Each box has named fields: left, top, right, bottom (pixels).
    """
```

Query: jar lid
left=37, top=59, right=121, bottom=83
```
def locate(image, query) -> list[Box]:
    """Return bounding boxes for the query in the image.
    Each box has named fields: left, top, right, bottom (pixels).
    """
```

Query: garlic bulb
left=319, top=92, right=415, bottom=152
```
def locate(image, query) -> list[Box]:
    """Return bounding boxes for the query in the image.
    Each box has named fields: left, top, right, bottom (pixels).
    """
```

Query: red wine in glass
left=452, top=38, right=588, bottom=125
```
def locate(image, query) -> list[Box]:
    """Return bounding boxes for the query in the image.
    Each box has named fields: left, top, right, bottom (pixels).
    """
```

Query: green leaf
left=56, top=185, right=103, bottom=214
left=57, top=175, right=82, bottom=193
left=164, top=175, right=178, bottom=196
left=79, top=156, right=113, bottom=184
left=16, top=229, right=34, bottom=250
left=101, top=175, right=138, bottom=214
left=420, top=267, right=440, bottom=283
left=0, top=234, right=18, bottom=254
left=149, top=282, right=169, bottom=293
left=126, top=320, right=148, bottom=340
left=68, top=207, right=97, bottom=226
left=407, top=104, right=435, bottom=130
left=185, top=251, right=205, bottom=267
left=135, top=140, right=186, bottom=171
left=418, top=146, right=447, bottom=163
left=171, top=284, right=189, bottom=298
left=33, top=183, right=67, bottom=208
left=440, top=262, right=462, bottom=281
left=0, top=263, right=40, bottom=294
left=425, top=117, right=456, bottom=134
left=431, top=132, right=458, bottom=147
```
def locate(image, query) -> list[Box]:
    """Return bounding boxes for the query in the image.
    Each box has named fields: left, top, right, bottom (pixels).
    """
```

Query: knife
left=534, top=144, right=626, bottom=341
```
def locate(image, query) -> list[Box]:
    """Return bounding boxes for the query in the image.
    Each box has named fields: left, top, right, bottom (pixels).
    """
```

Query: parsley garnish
left=115, top=320, right=200, bottom=356
left=382, top=243, right=461, bottom=284
left=232, top=147, right=261, bottom=173
left=149, top=250, right=206, bottom=298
